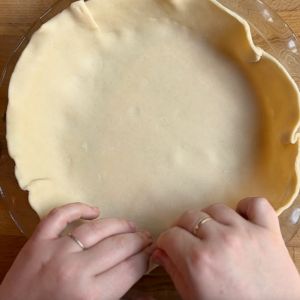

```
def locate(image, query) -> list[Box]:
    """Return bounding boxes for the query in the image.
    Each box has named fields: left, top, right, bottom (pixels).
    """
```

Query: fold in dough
left=7, top=0, right=300, bottom=235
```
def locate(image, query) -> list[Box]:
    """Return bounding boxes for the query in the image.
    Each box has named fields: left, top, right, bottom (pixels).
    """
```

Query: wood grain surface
left=1, top=0, right=300, bottom=299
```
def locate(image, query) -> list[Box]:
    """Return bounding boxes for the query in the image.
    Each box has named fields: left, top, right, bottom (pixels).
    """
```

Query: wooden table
left=1, top=0, right=300, bottom=298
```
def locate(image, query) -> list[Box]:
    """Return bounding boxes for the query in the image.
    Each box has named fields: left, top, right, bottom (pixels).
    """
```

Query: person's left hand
left=0, top=202, right=153, bottom=300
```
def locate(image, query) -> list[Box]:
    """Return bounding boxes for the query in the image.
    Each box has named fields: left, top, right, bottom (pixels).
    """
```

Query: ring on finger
left=193, top=215, right=213, bottom=236
left=68, top=233, right=86, bottom=250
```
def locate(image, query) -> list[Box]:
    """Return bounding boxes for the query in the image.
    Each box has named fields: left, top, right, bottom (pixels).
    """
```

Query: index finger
left=34, top=202, right=100, bottom=239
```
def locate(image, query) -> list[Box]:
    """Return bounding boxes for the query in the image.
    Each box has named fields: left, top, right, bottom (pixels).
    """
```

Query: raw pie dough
left=7, top=0, right=300, bottom=235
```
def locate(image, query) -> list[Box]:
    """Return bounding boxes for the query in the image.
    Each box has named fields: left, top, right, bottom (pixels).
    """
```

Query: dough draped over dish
left=7, top=0, right=300, bottom=235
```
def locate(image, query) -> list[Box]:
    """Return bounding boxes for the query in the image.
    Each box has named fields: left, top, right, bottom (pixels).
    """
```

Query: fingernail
left=93, top=207, right=100, bottom=212
left=128, top=221, right=136, bottom=231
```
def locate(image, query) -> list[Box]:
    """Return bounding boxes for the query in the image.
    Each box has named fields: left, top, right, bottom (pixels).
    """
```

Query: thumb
left=151, top=249, right=184, bottom=287
left=236, top=197, right=280, bottom=232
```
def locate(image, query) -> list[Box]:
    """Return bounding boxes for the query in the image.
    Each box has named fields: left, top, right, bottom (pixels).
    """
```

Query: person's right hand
left=0, top=202, right=153, bottom=300
left=153, top=197, right=300, bottom=300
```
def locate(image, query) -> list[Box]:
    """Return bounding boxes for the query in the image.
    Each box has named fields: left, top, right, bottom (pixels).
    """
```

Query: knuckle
left=38, top=208, right=64, bottom=231
left=115, top=218, right=133, bottom=230
left=189, top=245, right=211, bottom=268
left=74, top=222, right=98, bottom=244
left=220, top=230, right=241, bottom=248
left=71, top=202, right=87, bottom=210
left=208, top=203, right=225, bottom=211
left=183, top=209, right=196, bottom=217
left=56, top=265, right=72, bottom=282
left=55, top=259, right=78, bottom=283
left=245, top=229, right=258, bottom=243
left=246, top=226, right=265, bottom=243
left=66, top=202, right=82, bottom=208
left=51, top=256, right=95, bottom=300
left=124, top=219, right=134, bottom=230
left=47, top=207, right=64, bottom=223
left=180, top=209, right=196, bottom=223
left=48, top=207, right=60, bottom=217
left=189, top=245, right=201, bottom=264
left=40, top=257, right=91, bottom=300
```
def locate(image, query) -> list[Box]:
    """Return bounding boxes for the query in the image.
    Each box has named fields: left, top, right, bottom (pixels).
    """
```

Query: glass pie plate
left=1, top=0, right=300, bottom=298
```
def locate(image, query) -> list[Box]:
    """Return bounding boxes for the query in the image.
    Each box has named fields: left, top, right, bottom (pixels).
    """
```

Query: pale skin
left=0, top=198, right=300, bottom=300
left=153, top=197, right=300, bottom=300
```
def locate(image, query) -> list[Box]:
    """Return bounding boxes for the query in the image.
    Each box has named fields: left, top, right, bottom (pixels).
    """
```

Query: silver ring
left=68, top=233, right=85, bottom=250
left=193, top=216, right=212, bottom=236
